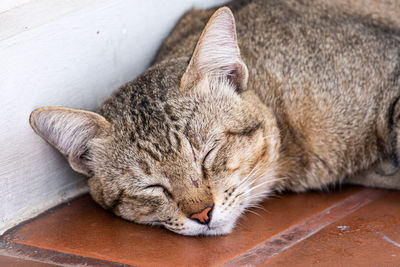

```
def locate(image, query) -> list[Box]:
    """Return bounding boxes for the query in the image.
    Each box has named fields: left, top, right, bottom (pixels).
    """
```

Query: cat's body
left=155, top=0, right=400, bottom=192
left=30, top=0, right=400, bottom=236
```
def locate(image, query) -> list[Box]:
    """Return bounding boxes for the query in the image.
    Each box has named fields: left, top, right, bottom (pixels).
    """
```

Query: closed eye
left=202, top=139, right=221, bottom=167
left=201, top=142, right=220, bottom=179
left=144, top=184, right=173, bottom=198
left=202, top=146, right=216, bottom=167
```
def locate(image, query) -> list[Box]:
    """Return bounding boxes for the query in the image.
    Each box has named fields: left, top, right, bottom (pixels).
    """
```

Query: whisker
left=236, top=166, right=267, bottom=194
left=242, top=179, right=279, bottom=194
left=248, top=203, right=267, bottom=212
left=241, top=189, right=274, bottom=204
left=243, top=208, right=262, bottom=218
left=237, top=164, right=262, bottom=189
left=242, top=195, right=269, bottom=205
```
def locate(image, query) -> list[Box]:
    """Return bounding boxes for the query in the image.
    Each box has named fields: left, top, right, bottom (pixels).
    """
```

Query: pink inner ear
left=32, top=109, right=99, bottom=157
left=31, top=108, right=110, bottom=176
left=184, top=7, right=248, bottom=91
left=194, top=9, right=240, bottom=76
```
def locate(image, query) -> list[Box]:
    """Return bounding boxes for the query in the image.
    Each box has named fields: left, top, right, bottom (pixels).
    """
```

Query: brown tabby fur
left=30, top=0, right=400, bottom=235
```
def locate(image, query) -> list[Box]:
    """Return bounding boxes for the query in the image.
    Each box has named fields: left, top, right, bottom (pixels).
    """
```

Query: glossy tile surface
left=2, top=188, right=360, bottom=266
left=264, top=192, right=400, bottom=266
left=223, top=188, right=385, bottom=266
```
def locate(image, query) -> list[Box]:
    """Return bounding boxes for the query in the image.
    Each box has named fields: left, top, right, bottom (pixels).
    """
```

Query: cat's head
left=30, top=7, right=281, bottom=236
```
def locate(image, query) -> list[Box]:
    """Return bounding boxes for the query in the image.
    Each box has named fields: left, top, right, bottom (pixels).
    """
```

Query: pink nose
left=190, top=207, right=213, bottom=224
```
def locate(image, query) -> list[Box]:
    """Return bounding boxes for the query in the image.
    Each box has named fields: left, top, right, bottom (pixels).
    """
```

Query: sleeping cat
left=30, top=0, right=400, bottom=236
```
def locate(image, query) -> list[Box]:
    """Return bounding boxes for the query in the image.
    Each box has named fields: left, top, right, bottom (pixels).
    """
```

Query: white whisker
left=242, top=178, right=280, bottom=194
left=243, top=208, right=262, bottom=218
left=237, top=164, right=262, bottom=189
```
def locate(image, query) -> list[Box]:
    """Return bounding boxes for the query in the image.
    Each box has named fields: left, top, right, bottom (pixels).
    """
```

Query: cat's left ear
left=181, top=7, right=248, bottom=92
left=30, top=107, right=111, bottom=176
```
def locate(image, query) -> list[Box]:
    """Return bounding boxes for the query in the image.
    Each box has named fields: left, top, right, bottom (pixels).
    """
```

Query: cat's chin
left=174, top=222, right=235, bottom=236
left=172, top=216, right=237, bottom=236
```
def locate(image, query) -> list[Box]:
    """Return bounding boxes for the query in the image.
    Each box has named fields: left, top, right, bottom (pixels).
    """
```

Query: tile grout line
left=0, top=239, right=131, bottom=267
left=220, top=188, right=387, bottom=266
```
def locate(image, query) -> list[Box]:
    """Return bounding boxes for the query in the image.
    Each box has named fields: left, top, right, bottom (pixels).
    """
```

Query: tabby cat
left=30, top=0, right=400, bottom=235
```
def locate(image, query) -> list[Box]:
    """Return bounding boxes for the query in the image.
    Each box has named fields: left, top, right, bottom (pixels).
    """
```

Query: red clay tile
left=0, top=254, right=56, bottom=267
left=223, top=188, right=386, bottom=266
left=264, top=191, right=400, bottom=266
left=3, top=187, right=361, bottom=266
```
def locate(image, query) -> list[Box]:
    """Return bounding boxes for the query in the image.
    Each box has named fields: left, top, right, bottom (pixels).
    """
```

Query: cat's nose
left=190, top=206, right=213, bottom=225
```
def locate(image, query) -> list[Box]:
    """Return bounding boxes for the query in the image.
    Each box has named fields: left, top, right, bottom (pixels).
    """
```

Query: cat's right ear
left=181, top=7, right=248, bottom=92
left=29, top=107, right=111, bottom=176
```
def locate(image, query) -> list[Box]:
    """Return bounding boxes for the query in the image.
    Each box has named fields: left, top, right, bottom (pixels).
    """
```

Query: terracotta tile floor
left=1, top=186, right=399, bottom=266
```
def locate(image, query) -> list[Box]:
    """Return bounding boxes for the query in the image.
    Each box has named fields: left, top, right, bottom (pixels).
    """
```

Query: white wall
left=0, top=0, right=33, bottom=13
left=0, top=0, right=228, bottom=234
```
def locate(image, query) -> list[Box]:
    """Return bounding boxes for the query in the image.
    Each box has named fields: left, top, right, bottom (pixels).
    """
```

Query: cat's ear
left=181, top=7, right=248, bottom=92
left=30, top=107, right=111, bottom=176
